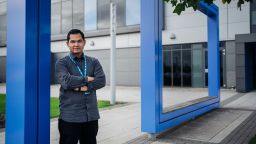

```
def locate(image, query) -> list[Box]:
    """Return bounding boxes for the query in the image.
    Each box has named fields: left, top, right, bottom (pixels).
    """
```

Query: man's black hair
left=67, top=29, right=85, bottom=42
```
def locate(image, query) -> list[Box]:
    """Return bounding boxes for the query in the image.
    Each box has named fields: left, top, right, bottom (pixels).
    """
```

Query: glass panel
left=163, top=48, right=172, bottom=86
left=205, top=50, right=208, bottom=86
left=97, top=0, right=110, bottom=29
left=0, top=1, right=6, bottom=46
left=252, top=11, right=256, bottom=25
left=84, top=0, right=97, bottom=31
left=62, top=0, right=72, bottom=34
left=182, top=49, right=191, bottom=87
left=162, top=44, right=209, bottom=113
left=51, top=2, right=61, bottom=35
left=126, top=0, right=140, bottom=25
left=221, top=51, right=224, bottom=86
left=97, top=0, right=125, bottom=29
left=116, top=0, right=125, bottom=27
left=192, top=44, right=204, bottom=87
left=73, top=0, right=84, bottom=31
left=172, top=49, right=182, bottom=86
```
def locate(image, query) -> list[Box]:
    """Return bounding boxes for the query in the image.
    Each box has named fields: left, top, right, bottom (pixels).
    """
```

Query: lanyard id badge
left=69, top=54, right=90, bottom=95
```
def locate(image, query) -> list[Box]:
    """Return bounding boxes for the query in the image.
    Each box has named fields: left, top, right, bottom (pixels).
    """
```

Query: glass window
left=51, top=1, right=61, bottom=35
left=0, top=1, right=6, bottom=46
left=172, top=49, right=182, bottom=86
left=251, top=0, right=256, bottom=33
left=50, top=0, right=140, bottom=36
left=84, top=0, right=97, bottom=31
left=97, top=0, right=110, bottom=29
left=126, top=0, right=140, bottom=26
left=252, top=11, right=256, bottom=25
left=61, top=0, right=72, bottom=34
left=97, top=0, right=126, bottom=30
left=163, top=48, right=172, bottom=86
left=182, top=47, right=191, bottom=87
left=192, top=44, right=204, bottom=87
left=116, top=0, right=125, bottom=27
left=73, top=0, right=84, bottom=31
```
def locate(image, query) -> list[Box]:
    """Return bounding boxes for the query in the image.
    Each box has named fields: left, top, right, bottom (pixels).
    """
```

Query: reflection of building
left=0, top=0, right=255, bottom=92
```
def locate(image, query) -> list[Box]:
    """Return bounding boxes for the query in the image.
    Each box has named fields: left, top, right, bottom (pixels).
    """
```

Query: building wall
left=226, top=41, right=236, bottom=88
left=51, top=47, right=140, bottom=86
left=163, top=1, right=250, bottom=45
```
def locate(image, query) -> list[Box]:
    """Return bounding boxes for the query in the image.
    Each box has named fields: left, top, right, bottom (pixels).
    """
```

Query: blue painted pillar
left=141, top=0, right=219, bottom=134
left=208, top=14, right=220, bottom=97
left=198, top=2, right=220, bottom=97
left=6, top=0, right=50, bottom=143
left=206, top=6, right=220, bottom=97
left=141, top=0, right=162, bottom=133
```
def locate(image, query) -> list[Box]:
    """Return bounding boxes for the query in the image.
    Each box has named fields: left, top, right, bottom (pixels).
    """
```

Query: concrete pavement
left=1, top=84, right=256, bottom=144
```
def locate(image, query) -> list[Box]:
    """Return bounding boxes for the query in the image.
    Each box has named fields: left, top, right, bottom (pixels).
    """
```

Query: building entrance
left=248, top=43, right=256, bottom=89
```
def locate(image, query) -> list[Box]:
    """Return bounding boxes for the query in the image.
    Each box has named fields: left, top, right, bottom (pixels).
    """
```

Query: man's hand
left=87, top=76, right=94, bottom=82
left=80, top=86, right=88, bottom=92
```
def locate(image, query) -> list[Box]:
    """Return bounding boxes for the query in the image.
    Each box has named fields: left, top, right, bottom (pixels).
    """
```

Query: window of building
left=51, top=0, right=140, bottom=37
left=84, top=0, right=97, bottom=31
left=51, top=0, right=61, bottom=35
left=163, top=44, right=192, bottom=87
left=97, top=0, right=125, bottom=30
left=61, top=0, right=72, bottom=34
left=73, top=0, right=84, bottom=31
left=126, top=0, right=140, bottom=26
left=97, top=0, right=111, bottom=29
left=251, top=0, right=256, bottom=33
left=0, top=1, right=6, bottom=47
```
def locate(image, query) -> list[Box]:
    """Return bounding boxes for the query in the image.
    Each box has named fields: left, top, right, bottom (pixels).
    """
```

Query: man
left=55, top=29, right=106, bottom=144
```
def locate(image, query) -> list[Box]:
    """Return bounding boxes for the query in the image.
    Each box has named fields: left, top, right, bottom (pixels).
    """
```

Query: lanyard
left=69, top=54, right=90, bottom=95
left=69, top=54, right=87, bottom=78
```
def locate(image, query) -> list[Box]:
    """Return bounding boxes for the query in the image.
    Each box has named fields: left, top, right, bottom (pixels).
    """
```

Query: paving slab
left=1, top=85, right=256, bottom=144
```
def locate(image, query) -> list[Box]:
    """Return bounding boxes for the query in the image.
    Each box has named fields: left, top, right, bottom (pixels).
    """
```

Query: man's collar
left=69, top=52, right=85, bottom=60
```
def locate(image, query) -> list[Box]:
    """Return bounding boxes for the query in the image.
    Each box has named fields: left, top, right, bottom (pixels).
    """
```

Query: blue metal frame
left=141, top=0, right=220, bottom=133
left=6, top=0, right=50, bottom=143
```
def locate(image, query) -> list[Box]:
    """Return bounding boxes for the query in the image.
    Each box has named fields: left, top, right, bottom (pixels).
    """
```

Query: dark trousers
left=58, top=119, right=98, bottom=144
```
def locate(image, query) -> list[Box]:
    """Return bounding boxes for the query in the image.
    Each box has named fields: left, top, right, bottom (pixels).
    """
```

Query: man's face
left=67, top=33, right=85, bottom=55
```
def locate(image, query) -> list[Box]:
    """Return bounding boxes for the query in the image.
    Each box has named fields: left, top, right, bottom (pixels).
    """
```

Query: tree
left=163, top=0, right=251, bottom=15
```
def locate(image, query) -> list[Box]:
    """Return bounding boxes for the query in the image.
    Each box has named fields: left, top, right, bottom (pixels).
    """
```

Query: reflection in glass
left=126, top=0, right=140, bottom=26
left=0, top=1, right=6, bottom=46
left=62, top=0, right=72, bottom=34
left=162, top=44, right=208, bottom=112
left=85, top=0, right=97, bottom=31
